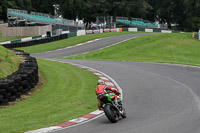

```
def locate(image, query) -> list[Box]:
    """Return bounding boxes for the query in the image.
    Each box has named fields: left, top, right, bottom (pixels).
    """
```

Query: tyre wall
left=2, top=33, right=68, bottom=48
left=0, top=50, right=39, bottom=105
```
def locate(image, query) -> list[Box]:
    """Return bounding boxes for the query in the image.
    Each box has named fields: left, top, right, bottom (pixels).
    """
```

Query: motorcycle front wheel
left=104, top=104, right=119, bottom=123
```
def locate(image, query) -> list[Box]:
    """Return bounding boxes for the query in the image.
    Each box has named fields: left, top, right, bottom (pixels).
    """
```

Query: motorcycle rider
left=96, top=79, right=122, bottom=110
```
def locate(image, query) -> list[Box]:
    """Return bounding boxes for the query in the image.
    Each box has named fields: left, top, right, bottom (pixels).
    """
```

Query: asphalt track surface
left=32, top=33, right=154, bottom=58
left=32, top=33, right=200, bottom=133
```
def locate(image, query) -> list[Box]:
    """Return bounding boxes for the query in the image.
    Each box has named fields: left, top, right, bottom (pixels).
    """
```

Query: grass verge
left=16, top=32, right=140, bottom=54
left=61, top=33, right=200, bottom=66
left=0, top=58, right=99, bottom=133
left=0, top=46, right=21, bottom=78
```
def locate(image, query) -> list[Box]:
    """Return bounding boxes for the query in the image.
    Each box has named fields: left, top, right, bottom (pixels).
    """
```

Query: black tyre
left=21, top=80, right=28, bottom=86
left=0, top=89, right=7, bottom=95
left=12, top=76, right=22, bottom=84
left=17, top=86, right=23, bottom=92
left=5, top=93, right=11, bottom=99
left=30, top=83, right=35, bottom=88
left=11, top=89, right=17, bottom=96
left=104, top=104, right=119, bottom=123
left=20, top=74, right=28, bottom=81
left=7, top=86, right=15, bottom=93
left=13, top=83, right=20, bottom=89
left=17, top=69, right=27, bottom=74
left=1, top=99, right=8, bottom=105
left=0, top=83, right=8, bottom=89
left=10, top=96, right=16, bottom=101
left=5, top=79, right=14, bottom=87
left=0, top=79, right=14, bottom=87
left=22, top=89, right=28, bottom=94
left=16, top=92, right=21, bottom=98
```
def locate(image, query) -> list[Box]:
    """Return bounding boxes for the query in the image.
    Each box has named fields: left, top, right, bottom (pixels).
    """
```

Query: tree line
left=0, top=0, right=199, bottom=31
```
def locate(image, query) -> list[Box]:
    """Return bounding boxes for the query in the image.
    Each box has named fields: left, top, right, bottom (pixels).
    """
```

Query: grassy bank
left=62, top=33, right=200, bottom=66
left=17, top=32, right=139, bottom=54
left=0, top=46, right=21, bottom=78
left=0, top=58, right=98, bottom=133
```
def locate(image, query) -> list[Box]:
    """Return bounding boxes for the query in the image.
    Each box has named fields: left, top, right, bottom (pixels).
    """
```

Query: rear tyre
left=104, top=104, right=118, bottom=123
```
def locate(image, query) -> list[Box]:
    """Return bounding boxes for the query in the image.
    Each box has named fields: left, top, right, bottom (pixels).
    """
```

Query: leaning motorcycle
left=100, top=93, right=126, bottom=123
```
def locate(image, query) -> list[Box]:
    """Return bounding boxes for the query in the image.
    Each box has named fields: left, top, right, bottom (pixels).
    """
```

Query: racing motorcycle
left=100, top=92, right=126, bottom=123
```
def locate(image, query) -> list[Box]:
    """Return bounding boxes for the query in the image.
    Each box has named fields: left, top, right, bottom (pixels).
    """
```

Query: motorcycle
left=100, top=92, right=126, bottom=123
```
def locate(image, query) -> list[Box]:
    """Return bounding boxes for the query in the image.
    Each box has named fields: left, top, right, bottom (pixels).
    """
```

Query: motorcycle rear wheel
left=104, top=104, right=119, bottom=123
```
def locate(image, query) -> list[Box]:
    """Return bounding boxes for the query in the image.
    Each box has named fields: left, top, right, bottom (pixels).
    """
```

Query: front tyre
left=104, top=104, right=118, bottom=123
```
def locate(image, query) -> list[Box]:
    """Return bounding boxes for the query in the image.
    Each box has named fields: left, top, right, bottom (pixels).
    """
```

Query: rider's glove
left=116, top=92, right=120, bottom=95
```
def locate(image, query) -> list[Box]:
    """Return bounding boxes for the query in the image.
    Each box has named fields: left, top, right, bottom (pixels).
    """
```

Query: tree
left=0, top=0, right=17, bottom=21
left=182, top=0, right=200, bottom=31
left=0, top=0, right=199, bottom=31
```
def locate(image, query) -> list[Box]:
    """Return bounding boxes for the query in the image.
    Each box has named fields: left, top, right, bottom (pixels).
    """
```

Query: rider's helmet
left=97, top=79, right=105, bottom=85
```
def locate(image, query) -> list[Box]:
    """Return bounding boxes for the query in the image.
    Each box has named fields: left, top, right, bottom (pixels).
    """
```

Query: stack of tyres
left=0, top=78, right=17, bottom=105
left=2, top=33, right=68, bottom=49
left=0, top=49, right=39, bottom=105
left=0, top=79, right=10, bottom=105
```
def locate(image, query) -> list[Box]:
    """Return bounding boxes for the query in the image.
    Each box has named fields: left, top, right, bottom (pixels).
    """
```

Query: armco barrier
left=93, top=30, right=100, bottom=34
left=138, top=28, right=145, bottom=32
left=104, top=29, right=111, bottom=32
left=153, top=29, right=161, bottom=32
left=86, top=30, right=93, bottom=34
left=68, top=30, right=77, bottom=38
left=111, top=29, right=117, bottom=32
left=3, top=33, right=68, bottom=48
left=122, top=28, right=128, bottom=32
left=0, top=50, right=39, bottom=105
left=194, top=33, right=200, bottom=40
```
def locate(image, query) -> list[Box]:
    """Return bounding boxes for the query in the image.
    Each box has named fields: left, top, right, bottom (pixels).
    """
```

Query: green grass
left=2, top=32, right=199, bottom=133
left=0, top=33, right=21, bottom=43
left=61, top=33, right=200, bottom=66
left=0, top=46, right=21, bottom=78
left=0, top=58, right=99, bottom=133
left=16, top=32, right=140, bottom=54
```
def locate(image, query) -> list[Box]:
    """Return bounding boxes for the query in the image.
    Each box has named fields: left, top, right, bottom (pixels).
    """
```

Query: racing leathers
left=96, top=84, right=120, bottom=110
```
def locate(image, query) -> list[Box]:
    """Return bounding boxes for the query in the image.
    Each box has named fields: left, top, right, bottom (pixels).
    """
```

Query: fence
left=0, top=23, right=8, bottom=33
left=194, top=33, right=200, bottom=40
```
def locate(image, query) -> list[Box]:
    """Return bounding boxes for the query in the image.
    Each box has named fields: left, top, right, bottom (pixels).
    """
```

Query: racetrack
left=32, top=33, right=154, bottom=58
left=32, top=33, right=200, bottom=133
